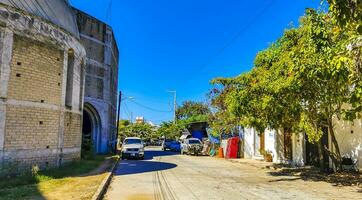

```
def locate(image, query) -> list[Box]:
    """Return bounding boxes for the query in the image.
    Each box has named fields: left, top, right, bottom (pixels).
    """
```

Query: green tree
left=208, top=80, right=241, bottom=137
left=326, top=0, right=362, bottom=33
left=212, top=9, right=358, bottom=170
left=118, top=120, right=156, bottom=141
left=176, top=101, right=211, bottom=121
left=157, top=121, right=184, bottom=140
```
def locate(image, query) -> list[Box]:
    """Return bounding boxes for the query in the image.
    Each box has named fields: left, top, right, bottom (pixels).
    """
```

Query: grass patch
left=0, top=155, right=119, bottom=200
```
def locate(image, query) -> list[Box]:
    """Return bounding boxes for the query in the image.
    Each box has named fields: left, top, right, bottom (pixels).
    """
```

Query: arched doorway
left=82, top=103, right=102, bottom=157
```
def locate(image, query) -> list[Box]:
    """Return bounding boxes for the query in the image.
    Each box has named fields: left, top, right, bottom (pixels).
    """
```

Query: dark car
left=162, top=139, right=174, bottom=151
left=169, top=141, right=181, bottom=152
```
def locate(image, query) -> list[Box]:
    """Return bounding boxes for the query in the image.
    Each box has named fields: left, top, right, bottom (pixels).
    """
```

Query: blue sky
left=70, top=0, right=321, bottom=124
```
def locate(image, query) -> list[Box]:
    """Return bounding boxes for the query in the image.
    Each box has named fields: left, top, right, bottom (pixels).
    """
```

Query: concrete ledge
left=91, top=156, right=120, bottom=200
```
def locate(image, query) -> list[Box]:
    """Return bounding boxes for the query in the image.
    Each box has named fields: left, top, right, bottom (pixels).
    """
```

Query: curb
left=91, top=156, right=121, bottom=200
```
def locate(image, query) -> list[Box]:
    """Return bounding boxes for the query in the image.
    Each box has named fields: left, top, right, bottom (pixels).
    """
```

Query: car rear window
left=124, top=139, right=142, bottom=144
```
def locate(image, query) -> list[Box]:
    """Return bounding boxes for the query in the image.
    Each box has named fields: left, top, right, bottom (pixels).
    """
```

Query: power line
left=184, top=0, right=275, bottom=83
left=121, top=102, right=131, bottom=119
left=128, top=99, right=172, bottom=113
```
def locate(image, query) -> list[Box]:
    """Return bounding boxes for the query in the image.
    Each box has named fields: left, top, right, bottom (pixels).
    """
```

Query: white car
left=121, top=137, right=145, bottom=160
left=181, top=138, right=203, bottom=156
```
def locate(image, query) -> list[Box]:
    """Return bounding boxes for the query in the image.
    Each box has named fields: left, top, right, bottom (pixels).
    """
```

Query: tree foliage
left=326, top=0, right=362, bottom=33
left=210, top=6, right=360, bottom=170
left=156, top=121, right=184, bottom=140
left=176, top=101, right=211, bottom=121
left=118, top=120, right=157, bottom=141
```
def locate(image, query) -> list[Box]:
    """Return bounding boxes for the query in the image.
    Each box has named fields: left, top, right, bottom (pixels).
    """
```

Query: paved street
left=104, top=147, right=361, bottom=200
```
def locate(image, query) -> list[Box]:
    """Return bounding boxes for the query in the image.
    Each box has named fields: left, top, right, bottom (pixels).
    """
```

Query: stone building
left=73, top=9, right=119, bottom=154
left=0, top=0, right=119, bottom=172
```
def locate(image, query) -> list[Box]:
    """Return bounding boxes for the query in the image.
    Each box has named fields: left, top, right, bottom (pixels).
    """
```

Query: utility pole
left=167, top=90, right=177, bottom=123
left=115, top=90, right=122, bottom=153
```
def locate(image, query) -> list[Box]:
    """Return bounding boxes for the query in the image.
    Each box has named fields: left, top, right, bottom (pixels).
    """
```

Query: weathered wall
left=332, top=118, right=362, bottom=170
left=0, top=0, right=79, bottom=37
left=8, top=35, right=63, bottom=104
left=0, top=5, right=85, bottom=173
left=264, top=128, right=278, bottom=163
left=73, top=9, right=119, bottom=154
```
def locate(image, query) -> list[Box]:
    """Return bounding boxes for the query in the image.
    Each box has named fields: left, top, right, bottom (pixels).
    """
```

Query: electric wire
left=184, top=0, right=275, bottom=83
left=128, top=99, right=172, bottom=113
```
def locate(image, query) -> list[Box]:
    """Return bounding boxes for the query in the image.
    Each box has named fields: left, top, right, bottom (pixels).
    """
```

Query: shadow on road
left=115, top=150, right=178, bottom=176
left=143, top=149, right=179, bottom=160
left=268, top=167, right=362, bottom=187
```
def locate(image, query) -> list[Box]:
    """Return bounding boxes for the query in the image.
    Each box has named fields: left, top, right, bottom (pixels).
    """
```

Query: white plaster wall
left=220, top=139, right=228, bottom=157
left=243, top=127, right=255, bottom=159
left=274, top=129, right=285, bottom=163
left=264, top=128, right=278, bottom=163
left=292, top=132, right=305, bottom=166
left=333, top=118, right=362, bottom=170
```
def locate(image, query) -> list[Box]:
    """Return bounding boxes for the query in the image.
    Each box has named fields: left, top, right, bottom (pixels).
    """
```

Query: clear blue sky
left=70, top=0, right=321, bottom=124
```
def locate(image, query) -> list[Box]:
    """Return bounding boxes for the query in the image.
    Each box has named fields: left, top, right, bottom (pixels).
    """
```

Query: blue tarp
left=208, top=134, right=220, bottom=144
left=191, top=131, right=204, bottom=141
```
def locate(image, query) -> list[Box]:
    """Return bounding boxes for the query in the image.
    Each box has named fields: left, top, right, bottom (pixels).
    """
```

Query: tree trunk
left=317, top=140, right=325, bottom=171
left=327, top=118, right=342, bottom=171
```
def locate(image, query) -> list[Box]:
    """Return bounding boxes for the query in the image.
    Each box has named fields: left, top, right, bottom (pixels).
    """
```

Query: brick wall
left=4, top=105, right=60, bottom=150
left=1, top=34, right=83, bottom=172
left=63, top=112, right=82, bottom=148
left=7, top=35, right=63, bottom=105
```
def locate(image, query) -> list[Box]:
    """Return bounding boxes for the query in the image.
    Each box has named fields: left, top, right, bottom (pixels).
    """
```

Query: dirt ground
left=104, top=147, right=362, bottom=200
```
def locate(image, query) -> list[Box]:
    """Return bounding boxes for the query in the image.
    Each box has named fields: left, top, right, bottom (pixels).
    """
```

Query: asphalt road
left=104, top=147, right=360, bottom=200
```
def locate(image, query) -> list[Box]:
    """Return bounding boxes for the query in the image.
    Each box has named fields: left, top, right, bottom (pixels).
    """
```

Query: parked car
left=181, top=138, right=203, bottom=156
left=169, top=141, right=181, bottom=152
left=121, top=137, right=145, bottom=160
left=162, top=139, right=174, bottom=151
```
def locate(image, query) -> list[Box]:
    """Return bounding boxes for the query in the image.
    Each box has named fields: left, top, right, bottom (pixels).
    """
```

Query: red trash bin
left=226, top=137, right=239, bottom=159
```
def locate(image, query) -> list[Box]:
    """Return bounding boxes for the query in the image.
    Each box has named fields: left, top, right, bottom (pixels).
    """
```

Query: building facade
left=0, top=0, right=119, bottom=173
left=0, top=0, right=86, bottom=172
left=73, top=9, right=119, bottom=154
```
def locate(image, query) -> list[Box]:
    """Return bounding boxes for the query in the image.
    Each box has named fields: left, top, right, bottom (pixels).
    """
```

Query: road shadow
left=143, top=150, right=179, bottom=160
left=115, top=150, right=178, bottom=176
left=268, top=167, right=362, bottom=187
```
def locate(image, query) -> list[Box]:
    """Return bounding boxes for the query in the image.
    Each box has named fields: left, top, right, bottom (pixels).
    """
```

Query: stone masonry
left=0, top=2, right=86, bottom=173
left=74, top=9, right=119, bottom=154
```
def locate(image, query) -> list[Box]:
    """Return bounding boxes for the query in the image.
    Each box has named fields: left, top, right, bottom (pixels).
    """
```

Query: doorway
left=82, top=103, right=102, bottom=157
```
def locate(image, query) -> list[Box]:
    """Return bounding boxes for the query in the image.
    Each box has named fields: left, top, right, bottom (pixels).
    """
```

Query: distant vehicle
left=169, top=141, right=181, bottom=152
left=121, top=137, right=145, bottom=160
left=162, top=139, right=174, bottom=151
left=181, top=138, right=203, bottom=156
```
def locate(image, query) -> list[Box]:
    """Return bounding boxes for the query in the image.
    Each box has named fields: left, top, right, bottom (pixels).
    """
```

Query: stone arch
left=82, top=103, right=102, bottom=154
